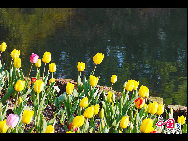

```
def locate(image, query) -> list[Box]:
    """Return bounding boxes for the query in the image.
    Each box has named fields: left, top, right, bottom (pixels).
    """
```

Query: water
left=0, top=8, right=187, bottom=106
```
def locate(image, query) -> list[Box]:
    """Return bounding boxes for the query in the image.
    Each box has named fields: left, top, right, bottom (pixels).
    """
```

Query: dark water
left=0, top=8, right=187, bottom=106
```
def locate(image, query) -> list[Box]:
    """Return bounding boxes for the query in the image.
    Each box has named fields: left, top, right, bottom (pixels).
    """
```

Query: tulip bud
left=124, top=80, right=134, bottom=91
left=72, top=115, right=85, bottom=128
left=0, top=42, right=7, bottom=52
left=42, top=51, right=51, bottom=63
left=94, top=104, right=100, bottom=115
left=22, top=110, right=34, bottom=124
left=66, top=82, right=74, bottom=95
left=83, top=106, right=94, bottom=118
left=14, top=57, right=21, bottom=68
left=140, top=118, right=154, bottom=133
left=111, top=75, right=117, bottom=84
left=35, top=59, right=41, bottom=68
left=49, top=63, right=56, bottom=72
left=135, top=98, right=145, bottom=109
left=34, top=80, right=44, bottom=94
left=30, top=53, right=39, bottom=63
left=15, top=80, right=25, bottom=92
left=0, top=120, right=8, bottom=133
left=89, top=75, right=99, bottom=87
left=99, top=108, right=104, bottom=119
left=6, top=114, right=19, bottom=128
left=120, top=116, right=129, bottom=129
left=80, top=97, right=89, bottom=108
left=77, top=62, right=85, bottom=71
left=156, top=104, right=164, bottom=115
left=10, top=49, right=20, bottom=60
left=93, top=53, right=104, bottom=65
left=49, top=78, right=55, bottom=85
left=138, top=85, right=149, bottom=98
left=45, top=125, right=54, bottom=133
left=177, top=115, right=186, bottom=125
left=147, top=102, right=158, bottom=114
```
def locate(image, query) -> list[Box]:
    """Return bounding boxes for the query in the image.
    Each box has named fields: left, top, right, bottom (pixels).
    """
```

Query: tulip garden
left=0, top=42, right=187, bottom=133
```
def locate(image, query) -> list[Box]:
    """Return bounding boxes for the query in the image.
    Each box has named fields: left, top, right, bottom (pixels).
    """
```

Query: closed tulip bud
left=140, top=118, right=154, bottom=133
left=35, top=59, right=41, bottom=68
left=83, top=106, right=94, bottom=118
left=30, top=53, right=39, bottom=63
left=0, top=42, right=7, bottom=52
left=42, top=51, right=51, bottom=63
left=124, top=80, right=134, bottom=91
left=177, top=115, right=186, bottom=125
left=77, top=62, right=85, bottom=71
left=135, top=98, right=145, bottom=109
left=89, top=75, right=99, bottom=87
left=147, top=102, right=158, bottom=114
left=156, top=104, right=164, bottom=115
left=99, top=108, right=104, bottom=119
left=49, top=78, right=55, bottom=85
left=66, top=82, right=74, bottom=95
left=80, top=97, right=89, bottom=108
left=10, top=49, right=20, bottom=60
left=15, top=80, right=25, bottom=92
left=138, top=85, right=149, bottom=98
left=14, top=57, right=21, bottom=68
left=6, top=114, right=19, bottom=128
left=107, top=91, right=113, bottom=102
left=22, top=110, right=34, bottom=124
left=45, top=125, right=54, bottom=133
left=72, top=115, right=85, bottom=128
left=120, top=116, right=129, bottom=129
left=94, top=104, right=100, bottom=115
left=93, top=53, right=104, bottom=65
left=0, top=120, right=8, bottom=133
left=111, top=75, right=117, bottom=84
left=34, top=80, right=44, bottom=94
left=49, top=63, right=56, bottom=72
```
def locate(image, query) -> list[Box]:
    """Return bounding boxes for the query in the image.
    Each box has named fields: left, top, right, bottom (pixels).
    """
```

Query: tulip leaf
left=1, top=86, right=15, bottom=104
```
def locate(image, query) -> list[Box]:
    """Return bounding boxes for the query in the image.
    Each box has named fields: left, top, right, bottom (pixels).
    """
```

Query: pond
left=0, top=8, right=187, bottom=106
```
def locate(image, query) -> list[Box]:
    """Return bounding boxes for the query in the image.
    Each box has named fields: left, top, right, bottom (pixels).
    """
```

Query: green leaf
left=1, top=86, right=15, bottom=104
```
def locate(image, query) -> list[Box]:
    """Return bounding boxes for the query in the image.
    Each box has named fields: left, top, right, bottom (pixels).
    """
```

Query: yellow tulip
left=49, top=78, right=55, bottom=85
left=14, top=57, right=21, bottom=68
left=83, top=106, right=94, bottom=118
left=45, top=125, right=54, bottom=133
left=49, top=63, right=56, bottom=73
left=22, top=110, right=34, bottom=124
left=111, top=75, right=117, bottom=84
left=99, top=108, right=104, bottom=119
left=80, top=97, right=89, bottom=108
left=42, top=51, right=51, bottom=63
left=124, top=80, right=134, bottom=91
left=156, top=104, right=164, bottom=115
left=143, top=104, right=148, bottom=112
left=0, top=42, right=7, bottom=52
left=140, top=118, right=154, bottom=133
left=0, top=120, right=8, bottom=133
left=107, top=91, right=113, bottom=102
left=138, top=85, right=149, bottom=98
left=120, top=116, right=129, bottom=129
left=147, top=102, right=158, bottom=114
left=89, top=75, right=99, bottom=87
left=15, top=80, right=25, bottom=92
left=35, top=59, right=41, bottom=68
left=177, top=115, right=186, bottom=125
left=66, top=82, right=74, bottom=95
left=10, top=49, right=20, bottom=60
left=94, top=104, right=100, bottom=115
left=34, top=80, right=44, bottom=94
left=133, top=80, right=139, bottom=90
left=77, top=62, right=85, bottom=71
left=66, top=131, right=73, bottom=133
left=93, top=53, right=104, bottom=65
left=72, top=115, right=84, bottom=128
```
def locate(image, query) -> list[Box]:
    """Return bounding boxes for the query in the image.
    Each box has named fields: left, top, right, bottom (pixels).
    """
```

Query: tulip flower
left=6, top=114, right=19, bottom=128
left=31, top=78, right=37, bottom=84
left=93, top=53, right=104, bottom=65
left=124, top=80, right=134, bottom=91
left=89, top=75, right=99, bottom=87
left=156, top=104, right=164, bottom=116
left=30, top=53, right=39, bottom=63
left=111, top=75, right=117, bottom=84
left=22, top=109, right=34, bottom=124
left=177, top=115, right=186, bottom=125
left=10, top=49, right=20, bottom=60
left=49, top=63, right=56, bottom=73
left=80, top=97, right=89, bottom=108
left=147, top=102, right=158, bottom=114
left=66, top=131, right=73, bottom=133
left=143, top=104, right=148, bottom=112
left=77, top=62, right=85, bottom=72
left=140, top=118, right=154, bottom=133
left=135, top=97, right=145, bottom=109
left=0, top=120, right=8, bottom=133
left=72, top=115, right=85, bottom=128
left=66, top=82, right=74, bottom=95
left=69, top=122, right=78, bottom=132
left=0, top=42, right=7, bottom=52
left=42, top=51, right=51, bottom=63
left=15, top=80, right=25, bottom=92
left=45, top=125, right=54, bottom=133
left=34, top=80, right=44, bottom=94
left=133, top=80, right=139, bottom=90
left=107, top=91, right=113, bottom=102
left=99, top=108, right=104, bottom=119
left=35, top=59, right=41, bottom=68
left=83, top=106, right=94, bottom=118
left=94, top=104, right=100, bottom=115
left=49, top=78, right=55, bottom=85
left=14, top=57, right=21, bottom=68
left=120, top=116, right=129, bottom=129
left=138, top=85, right=149, bottom=98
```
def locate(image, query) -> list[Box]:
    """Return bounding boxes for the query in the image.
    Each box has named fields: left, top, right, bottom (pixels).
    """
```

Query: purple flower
left=6, top=114, right=19, bottom=128
left=30, top=53, right=39, bottom=63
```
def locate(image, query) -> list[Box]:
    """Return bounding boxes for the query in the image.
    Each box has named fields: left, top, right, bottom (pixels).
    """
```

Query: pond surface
left=0, top=8, right=187, bottom=106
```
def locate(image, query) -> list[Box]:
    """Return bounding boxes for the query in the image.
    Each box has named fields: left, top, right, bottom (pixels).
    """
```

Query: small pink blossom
left=30, top=53, right=39, bottom=63
left=6, top=114, right=19, bottom=128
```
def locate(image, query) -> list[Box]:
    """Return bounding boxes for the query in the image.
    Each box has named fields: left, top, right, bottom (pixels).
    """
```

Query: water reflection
left=0, top=8, right=187, bottom=106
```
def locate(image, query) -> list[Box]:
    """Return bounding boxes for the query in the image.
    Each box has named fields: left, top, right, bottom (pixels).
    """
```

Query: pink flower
left=30, top=53, right=39, bottom=63
left=6, top=114, right=19, bottom=128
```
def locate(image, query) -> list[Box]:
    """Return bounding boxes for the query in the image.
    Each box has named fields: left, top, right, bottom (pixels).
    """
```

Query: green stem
left=43, top=63, right=46, bottom=79
left=28, top=63, right=33, bottom=78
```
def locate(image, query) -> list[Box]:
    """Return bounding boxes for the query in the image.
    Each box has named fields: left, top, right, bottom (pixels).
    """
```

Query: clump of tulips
left=0, top=42, right=187, bottom=133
